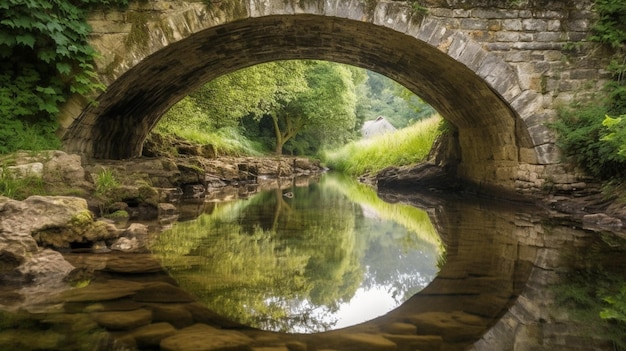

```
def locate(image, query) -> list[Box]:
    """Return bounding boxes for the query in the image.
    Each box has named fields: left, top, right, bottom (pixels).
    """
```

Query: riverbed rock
left=160, top=324, right=253, bottom=351
left=43, top=151, right=93, bottom=196
left=376, top=162, right=460, bottom=191
left=16, top=249, right=74, bottom=283
left=131, top=322, right=177, bottom=348
left=92, top=308, right=153, bottom=330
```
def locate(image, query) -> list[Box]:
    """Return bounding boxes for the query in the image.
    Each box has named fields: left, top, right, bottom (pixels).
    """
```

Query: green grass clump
left=0, top=165, right=46, bottom=200
left=94, top=168, right=120, bottom=196
left=322, top=114, right=441, bottom=176
left=155, top=125, right=265, bottom=157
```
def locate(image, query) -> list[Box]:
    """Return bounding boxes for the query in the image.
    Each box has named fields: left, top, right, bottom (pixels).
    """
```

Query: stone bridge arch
left=59, top=0, right=601, bottom=193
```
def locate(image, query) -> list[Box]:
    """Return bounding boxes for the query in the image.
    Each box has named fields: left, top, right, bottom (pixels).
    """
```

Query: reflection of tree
left=357, top=218, right=438, bottom=303
left=553, top=232, right=626, bottom=349
left=151, top=181, right=363, bottom=333
left=150, top=173, right=442, bottom=333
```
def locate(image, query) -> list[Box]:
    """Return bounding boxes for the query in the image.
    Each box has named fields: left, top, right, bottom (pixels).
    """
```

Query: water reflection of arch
left=309, top=190, right=543, bottom=350
left=54, top=189, right=547, bottom=350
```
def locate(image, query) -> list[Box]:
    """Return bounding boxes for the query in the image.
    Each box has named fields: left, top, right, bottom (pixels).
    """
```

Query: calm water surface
left=150, top=173, right=442, bottom=333
left=0, top=173, right=625, bottom=350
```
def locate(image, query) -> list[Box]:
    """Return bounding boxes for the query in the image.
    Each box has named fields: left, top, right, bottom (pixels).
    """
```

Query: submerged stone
left=160, top=323, right=253, bottom=351
left=130, top=322, right=177, bottom=348
left=92, top=308, right=152, bottom=330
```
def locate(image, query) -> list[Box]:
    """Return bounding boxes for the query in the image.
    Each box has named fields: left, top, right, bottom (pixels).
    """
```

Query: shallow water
left=149, top=173, right=442, bottom=333
left=1, top=173, right=625, bottom=350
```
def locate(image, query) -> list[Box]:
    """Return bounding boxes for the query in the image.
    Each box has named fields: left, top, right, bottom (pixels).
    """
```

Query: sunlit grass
left=322, top=114, right=441, bottom=176
left=321, top=174, right=442, bottom=250
left=155, top=125, right=266, bottom=157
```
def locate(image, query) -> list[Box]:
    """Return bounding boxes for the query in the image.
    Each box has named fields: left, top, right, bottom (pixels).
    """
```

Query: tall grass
left=155, top=125, right=266, bottom=157
left=322, top=114, right=441, bottom=176
left=0, top=165, right=46, bottom=200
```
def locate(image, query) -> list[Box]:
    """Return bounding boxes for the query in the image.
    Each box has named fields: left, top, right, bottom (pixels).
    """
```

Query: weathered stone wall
left=420, top=1, right=604, bottom=195
left=58, top=0, right=608, bottom=196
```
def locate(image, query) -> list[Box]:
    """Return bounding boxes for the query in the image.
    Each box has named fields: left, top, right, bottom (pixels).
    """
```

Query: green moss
left=69, top=210, right=94, bottom=228
left=105, top=210, right=129, bottom=219
left=125, top=11, right=151, bottom=50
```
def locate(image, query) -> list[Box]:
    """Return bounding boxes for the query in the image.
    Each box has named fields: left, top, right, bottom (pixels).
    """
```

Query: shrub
left=552, top=104, right=626, bottom=179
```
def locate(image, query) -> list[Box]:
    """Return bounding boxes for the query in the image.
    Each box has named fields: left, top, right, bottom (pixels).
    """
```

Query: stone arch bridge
left=59, top=0, right=604, bottom=194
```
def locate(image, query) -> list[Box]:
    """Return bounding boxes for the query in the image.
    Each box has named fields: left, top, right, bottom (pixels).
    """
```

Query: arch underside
left=64, top=14, right=532, bottom=189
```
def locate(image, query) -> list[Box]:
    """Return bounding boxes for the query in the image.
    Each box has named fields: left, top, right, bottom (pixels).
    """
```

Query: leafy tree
left=263, top=61, right=359, bottom=154
left=190, top=62, right=308, bottom=130
left=358, top=71, right=435, bottom=129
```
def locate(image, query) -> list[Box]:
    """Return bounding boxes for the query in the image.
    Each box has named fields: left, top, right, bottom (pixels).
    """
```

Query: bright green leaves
left=602, top=114, right=626, bottom=159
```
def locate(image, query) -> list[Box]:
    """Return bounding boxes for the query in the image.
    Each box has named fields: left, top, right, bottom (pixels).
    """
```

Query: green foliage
left=0, top=165, right=46, bottom=200
left=151, top=174, right=441, bottom=332
left=358, top=71, right=435, bottom=129
left=553, top=233, right=626, bottom=349
left=604, top=57, right=626, bottom=114
left=602, top=114, right=626, bottom=159
left=408, top=0, right=428, bottom=15
left=266, top=61, right=359, bottom=154
left=0, top=0, right=128, bottom=154
left=601, top=285, right=626, bottom=324
left=553, top=0, right=626, bottom=180
left=322, top=114, right=441, bottom=176
left=553, top=104, right=626, bottom=179
left=94, top=168, right=119, bottom=196
left=589, top=0, right=626, bottom=50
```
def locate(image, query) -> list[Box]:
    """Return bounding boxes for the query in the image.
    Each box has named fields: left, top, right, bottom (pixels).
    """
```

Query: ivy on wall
left=0, top=0, right=126, bottom=153
left=552, top=0, right=626, bottom=180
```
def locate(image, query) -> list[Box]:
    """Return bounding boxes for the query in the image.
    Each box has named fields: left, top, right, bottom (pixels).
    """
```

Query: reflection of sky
left=157, top=173, right=441, bottom=333
left=289, top=284, right=403, bottom=333
left=333, top=285, right=398, bottom=329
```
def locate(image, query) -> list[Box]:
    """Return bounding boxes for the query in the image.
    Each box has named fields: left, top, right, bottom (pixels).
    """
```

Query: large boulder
left=0, top=196, right=115, bottom=248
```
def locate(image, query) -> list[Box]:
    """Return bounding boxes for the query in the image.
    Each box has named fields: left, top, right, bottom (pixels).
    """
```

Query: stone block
left=384, top=322, right=417, bottom=335
left=502, top=19, right=522, bottom=31
left=527, top=124, right=555, bottom=145
left=519, top=148, right=538, bottom=164
left=510, top=90, right=542, bottom=120
left=496, top=31, right=520, bottom=42
left=447, top=33, right=469, bottom=60
left=522, top=19, right=548, bottom=31
left=457, top=40, right=488, bottom=71
left=460, top=18, right=488, bottom=30
left=428, top=8, right=452, bottom=17
left=506, top=50, right=531, bottom=62
left=452, top=9, right=470, bottom=18
left=564, top=19, right=590, bottom=31
left=89, top=20, right=133, bottom=34
left=149, top=304, right=194, bottom=329
left=569, top=69, right=598, bottom=80
left=547, top=19, right=561, bottom=31
left=535, top=143, right=561, bottom=165
left=472, top=8, right=518, bottom=19
left=536, top=32, right=564, bottom=42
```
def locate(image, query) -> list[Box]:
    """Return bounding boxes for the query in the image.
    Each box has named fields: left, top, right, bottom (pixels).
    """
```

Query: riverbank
left=0, top=150, right=325, bottom=285
left=372, top=162, right=626, bottom=240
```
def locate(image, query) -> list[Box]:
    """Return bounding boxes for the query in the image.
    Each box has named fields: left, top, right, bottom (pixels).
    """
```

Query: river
left=0, top=173, right=625, bottom=350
